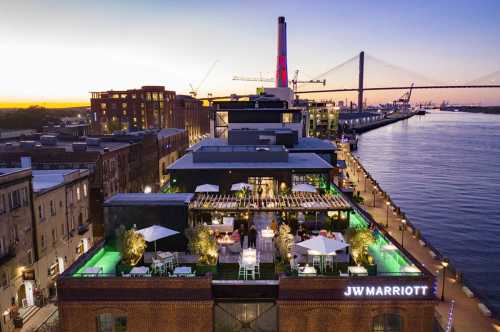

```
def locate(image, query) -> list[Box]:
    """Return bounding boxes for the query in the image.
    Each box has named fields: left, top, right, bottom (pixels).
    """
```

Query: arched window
left=372, top=313, right=402, bottom=332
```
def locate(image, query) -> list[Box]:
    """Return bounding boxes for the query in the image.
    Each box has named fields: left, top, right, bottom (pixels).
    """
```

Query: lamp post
left=372, top=187, right=377, bottom=207
left=401, top=219, right=406, bottom=248
left=385, top=201, right=390, bottom=227
left=441, top=258, right=449, bottom=301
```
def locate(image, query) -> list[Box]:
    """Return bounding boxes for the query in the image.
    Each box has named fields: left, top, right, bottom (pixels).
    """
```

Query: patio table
left=130, top=266, right=149, bottom=277
left=298, top=265, right=317, bottom=277
left=173, top=266, right=192, bottom=277
left=348, top=265, right=368, bottom=276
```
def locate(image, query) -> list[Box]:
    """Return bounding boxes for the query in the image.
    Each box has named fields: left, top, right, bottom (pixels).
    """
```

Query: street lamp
left=372, top=186, right=377, bottom=207
left=385, top=201, right=390, bottom=227
left=441, top=258, right=449, bottom=301
left=401, top=219, right=406, bottom=248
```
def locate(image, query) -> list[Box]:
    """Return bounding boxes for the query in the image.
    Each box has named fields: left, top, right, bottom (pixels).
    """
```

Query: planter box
left=196, top=264, right=217, bottom=276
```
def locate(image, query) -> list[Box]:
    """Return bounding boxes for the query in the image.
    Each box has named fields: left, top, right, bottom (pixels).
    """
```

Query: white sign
left=344, top=285, right=429, bottom=297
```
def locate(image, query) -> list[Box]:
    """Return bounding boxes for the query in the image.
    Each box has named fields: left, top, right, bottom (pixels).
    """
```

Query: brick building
left=90, top=87, right=209, bottom=145
left=174, top=95, right=210, bottom=145
left=90, top=86, right=176, bottom=134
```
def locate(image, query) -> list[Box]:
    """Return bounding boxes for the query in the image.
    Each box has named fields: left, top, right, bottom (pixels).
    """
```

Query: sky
left=1, top=0, right=500, bottom=107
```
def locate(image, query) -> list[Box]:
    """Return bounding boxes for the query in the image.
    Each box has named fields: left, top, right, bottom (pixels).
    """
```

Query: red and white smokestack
left=275, top=16, right=288, bottom=88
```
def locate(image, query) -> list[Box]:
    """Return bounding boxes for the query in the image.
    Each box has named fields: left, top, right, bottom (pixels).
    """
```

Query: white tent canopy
left=231, top=182, right=253, bottom=191
left=136, top=225, right=179, bottom=242
left=195, top=184, right=219, bottom=193
left=292, top=183, right=317, bottom=193
left=297, top=236, right=349, bottom=255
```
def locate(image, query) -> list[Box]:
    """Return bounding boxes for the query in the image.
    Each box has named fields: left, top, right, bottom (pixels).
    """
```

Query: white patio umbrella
left=231, top=182, right=253, bottom=191
left=136, top=225, right=179, bottom=253
left=297, top=236, right=349, bottom=273
left=297, top=236, right=349, bottom=255
left=292, top=183, right=317, bottom=193
left=195, top=184, right=219, bottom=193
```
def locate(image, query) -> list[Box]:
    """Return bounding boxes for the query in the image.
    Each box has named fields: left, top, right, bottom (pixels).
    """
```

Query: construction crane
left=189, top=60, right=219, bottom=98
left=232, top=69, right=326, bottom=93
left=393, top=83, right=414, bottom=111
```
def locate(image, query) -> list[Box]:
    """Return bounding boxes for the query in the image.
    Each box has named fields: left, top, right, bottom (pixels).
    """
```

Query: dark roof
left=104, top=193, right=194, bottom=207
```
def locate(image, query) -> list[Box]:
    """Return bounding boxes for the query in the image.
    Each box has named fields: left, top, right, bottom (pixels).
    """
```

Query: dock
left=339, top=146, right=500, bottom=332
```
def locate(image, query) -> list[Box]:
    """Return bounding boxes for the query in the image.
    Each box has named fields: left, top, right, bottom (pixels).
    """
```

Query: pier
left=339, top=145, right=500, bottom=332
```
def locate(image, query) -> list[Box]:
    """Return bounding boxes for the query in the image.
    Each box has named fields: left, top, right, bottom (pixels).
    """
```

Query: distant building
left=174, top=95, right=210, bottom=145
left=89, top=86, right=176, bottom=134
left=307, top=101, right=340, bottom=139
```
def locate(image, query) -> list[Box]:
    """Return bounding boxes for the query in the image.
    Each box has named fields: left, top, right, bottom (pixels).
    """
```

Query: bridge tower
left=358, top=51, right=364, bottom=112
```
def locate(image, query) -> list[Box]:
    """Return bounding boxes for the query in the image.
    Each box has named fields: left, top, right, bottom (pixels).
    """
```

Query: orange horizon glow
left=0, top=99, right=89, bottom=109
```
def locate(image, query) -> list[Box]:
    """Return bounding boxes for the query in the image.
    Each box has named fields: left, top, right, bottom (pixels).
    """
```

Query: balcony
left=77, top=224, right=89, bottom=235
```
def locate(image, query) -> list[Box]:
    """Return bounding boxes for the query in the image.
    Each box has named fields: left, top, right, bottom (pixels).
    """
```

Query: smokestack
left=275, top=16, right=288, bottom=88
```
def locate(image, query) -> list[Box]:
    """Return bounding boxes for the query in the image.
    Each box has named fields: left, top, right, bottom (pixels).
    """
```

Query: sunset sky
left=1, top=0, right=500, bottom=107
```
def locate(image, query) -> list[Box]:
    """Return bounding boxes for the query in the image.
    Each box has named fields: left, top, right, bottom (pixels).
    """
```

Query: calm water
left=354, top=111, right=500, bottom=312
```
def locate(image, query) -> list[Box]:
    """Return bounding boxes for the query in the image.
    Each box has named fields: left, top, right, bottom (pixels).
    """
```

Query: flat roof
left=168, top=152, right=333, bottom=171
left=291, top=137, right=336, bottom=151
left=0, top=139, right=130, bottom=153
left=188, top=137, right=336, bottom=153
left=31, top=169, right=88, bottom=192
left=104, top=193, right=195, bottom=207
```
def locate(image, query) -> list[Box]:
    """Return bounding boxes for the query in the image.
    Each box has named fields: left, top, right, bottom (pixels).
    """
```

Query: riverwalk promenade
left=340, top=146, right=500, bottom=332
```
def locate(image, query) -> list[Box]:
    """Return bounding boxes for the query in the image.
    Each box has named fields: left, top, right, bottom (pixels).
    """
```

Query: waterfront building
left=338, top=111, right=384, bottom=132
left=89, top=86, right=176, bottom=134
left=307, top=101, right=340, bottom=139
left=0, top=168, right=35, bottom=332
left=56, top=95, right=437, bottom=332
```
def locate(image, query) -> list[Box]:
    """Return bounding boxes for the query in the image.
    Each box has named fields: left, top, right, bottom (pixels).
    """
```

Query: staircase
left=19, top=305, right=40, bottom=325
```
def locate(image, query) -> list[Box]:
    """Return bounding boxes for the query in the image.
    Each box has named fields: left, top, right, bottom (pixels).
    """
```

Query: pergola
left=189, top=193, right=352, bottom=212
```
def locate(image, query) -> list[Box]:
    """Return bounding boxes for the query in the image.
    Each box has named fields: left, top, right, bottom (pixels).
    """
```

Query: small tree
left=121, top=229, right=147, bottom=266
left=185, top=224, right=218, bottom=265
left=276, top=224, right=294, bottom=263
left=345, top=228, right=375, bottom=265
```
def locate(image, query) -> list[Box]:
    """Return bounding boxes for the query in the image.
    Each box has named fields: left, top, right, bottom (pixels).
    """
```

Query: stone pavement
left=341, top=148, right=500, bottom=332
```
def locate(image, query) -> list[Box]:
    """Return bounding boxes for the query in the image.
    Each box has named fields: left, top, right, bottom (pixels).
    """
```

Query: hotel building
left=56, top=97, right=437, bottom=332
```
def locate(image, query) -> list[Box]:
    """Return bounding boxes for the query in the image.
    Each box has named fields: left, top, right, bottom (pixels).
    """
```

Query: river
left=354, top=110, right=500, bottom=313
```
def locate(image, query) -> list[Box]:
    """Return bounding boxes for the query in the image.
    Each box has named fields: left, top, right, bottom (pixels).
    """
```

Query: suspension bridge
left=200, top=51, right=500, bottom=111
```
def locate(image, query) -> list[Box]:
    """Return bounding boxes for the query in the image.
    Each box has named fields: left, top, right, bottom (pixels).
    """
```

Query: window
left=83, top=184, right=88, bottom=197
left=52, top=229, right=57, bottom=243
left=41, top=234, right=46, bottom=249
left=76, top=187, right=81, bottom=201
left=373, top=314, right=402, bottom=332
left=97, top=314, right=127, bottom=332
left=38, top=204, right=45, bottom=221
left=50, top=200, right=56, bottom=216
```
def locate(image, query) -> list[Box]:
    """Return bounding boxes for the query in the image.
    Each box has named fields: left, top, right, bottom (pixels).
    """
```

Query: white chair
left=325, top=256, right=334, bottom=271
left=312, top=256, right=321, bottom=269
left=254, top=264, right=261, bottom=279
left=246, top=265, right=255, bottom=280
left=238, top=263, right=247, bottom=280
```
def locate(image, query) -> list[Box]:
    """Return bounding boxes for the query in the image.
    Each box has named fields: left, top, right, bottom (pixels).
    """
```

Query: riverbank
left=351, top=112, right=415, bottom=134
left=339, top=145, right=500, bottom=332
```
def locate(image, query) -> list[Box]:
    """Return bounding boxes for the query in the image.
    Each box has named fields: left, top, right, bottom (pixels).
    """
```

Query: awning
left=231, top=183, right=253, bottom=191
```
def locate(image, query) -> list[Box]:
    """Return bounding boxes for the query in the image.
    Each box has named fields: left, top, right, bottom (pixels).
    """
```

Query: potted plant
left=185, top=225, right=218, bottom=275
left=345, top=227, right=375, bottom=266
left=120, top=229, right=147, bottom=267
